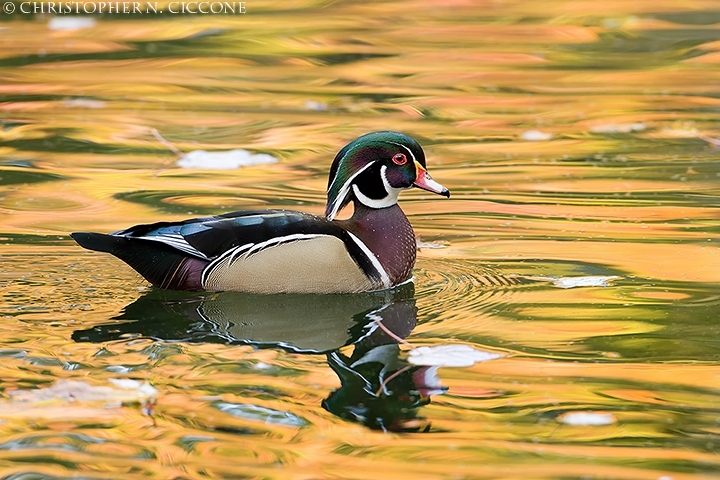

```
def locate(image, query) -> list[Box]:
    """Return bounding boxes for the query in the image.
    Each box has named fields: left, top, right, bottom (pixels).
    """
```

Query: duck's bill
left=414, top=164, right=450, bottom=197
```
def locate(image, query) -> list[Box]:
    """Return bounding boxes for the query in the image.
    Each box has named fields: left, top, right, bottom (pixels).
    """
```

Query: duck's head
left=325, top=131, right=449, bottom=220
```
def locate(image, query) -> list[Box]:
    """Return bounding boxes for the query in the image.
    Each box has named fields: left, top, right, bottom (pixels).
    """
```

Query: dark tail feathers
left=71, top=232, right=127, bottom=254
left=70, top=232, right=205, bottom=290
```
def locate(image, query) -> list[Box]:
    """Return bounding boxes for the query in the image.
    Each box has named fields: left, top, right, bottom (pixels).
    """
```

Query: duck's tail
left=70, top=232, right=206, bottom=290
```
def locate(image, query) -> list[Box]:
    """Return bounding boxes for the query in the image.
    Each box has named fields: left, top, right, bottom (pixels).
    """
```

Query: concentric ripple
left=413, top=258, right=544, bottom=318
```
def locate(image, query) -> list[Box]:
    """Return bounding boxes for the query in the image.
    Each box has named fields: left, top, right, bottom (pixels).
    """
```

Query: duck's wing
left=110, top=209, right=355, bottom=259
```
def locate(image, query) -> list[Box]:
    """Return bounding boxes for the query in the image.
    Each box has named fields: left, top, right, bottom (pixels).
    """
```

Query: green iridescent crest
left=325, top=131, right=425, bottom=220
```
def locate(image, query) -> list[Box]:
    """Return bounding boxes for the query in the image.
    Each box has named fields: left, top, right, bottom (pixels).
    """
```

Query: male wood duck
left=71, top=131, right=449, bottom=294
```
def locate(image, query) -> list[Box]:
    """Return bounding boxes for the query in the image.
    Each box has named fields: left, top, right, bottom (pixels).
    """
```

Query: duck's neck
left=340, top=202, right=416, bottom=286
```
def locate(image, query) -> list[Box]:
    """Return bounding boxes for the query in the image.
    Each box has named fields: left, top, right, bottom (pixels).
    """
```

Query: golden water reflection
left=1, top=0, right=720, bottom=478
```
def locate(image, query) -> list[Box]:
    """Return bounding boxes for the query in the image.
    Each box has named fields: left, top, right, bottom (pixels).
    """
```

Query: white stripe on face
left=351, top=165, right=403, bottom=209
left=326, top=161, right=374, bottom=221
left=327, top=140, right=417, bottom=219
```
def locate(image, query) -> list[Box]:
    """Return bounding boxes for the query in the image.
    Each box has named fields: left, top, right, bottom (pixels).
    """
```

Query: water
left=2, top=1, right=720, bottom=478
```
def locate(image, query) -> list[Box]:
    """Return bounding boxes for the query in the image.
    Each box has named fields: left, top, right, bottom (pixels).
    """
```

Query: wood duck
left=71, top=131, right=450, bottom=294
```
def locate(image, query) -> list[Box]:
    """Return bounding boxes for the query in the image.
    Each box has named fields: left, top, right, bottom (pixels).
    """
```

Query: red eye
left=392, top=153, right=407, bottom=165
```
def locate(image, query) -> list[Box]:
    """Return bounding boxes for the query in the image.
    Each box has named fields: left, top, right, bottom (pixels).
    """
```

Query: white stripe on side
left=134, top=234, right=210, bottom=260
left=200, top=233, right=328, bottom=286
left=345, top=231, right=391, bottom=288
left=239, top=233, right=327, bottom=259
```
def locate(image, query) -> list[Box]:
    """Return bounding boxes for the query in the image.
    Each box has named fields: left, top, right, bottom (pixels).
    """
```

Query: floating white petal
left=551, top=275, right=620, bottom=289
left=408, top=344, right=504, bottom=367
left=48, top=17, right=96, bottom=31
left=416, top=240, right=448, bottom=249
left=8, top=379, right=157, bottom=404
left=558, top=411, right=617, bottom=426
left=304, top=100, right=327, bottom=111
left=108, top=378, right=159, bottom=397
left=527, top=275, right=620, bottom=289
left=177, top=149, right=278, bottom=170
left=661, top=127, right=699, bottom=138
left=520, top=130, right=553, bottom=141
left=64, top=98, right=107, bottom=109
left=590, top=122, right=645, bottom=134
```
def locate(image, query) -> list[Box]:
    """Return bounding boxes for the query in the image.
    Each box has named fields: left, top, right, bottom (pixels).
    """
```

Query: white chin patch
left=352, top=165, right=403, bottom=209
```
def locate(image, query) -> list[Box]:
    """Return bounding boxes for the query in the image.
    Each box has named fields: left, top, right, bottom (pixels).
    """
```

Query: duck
left=70, top=131, right=450, bottom=294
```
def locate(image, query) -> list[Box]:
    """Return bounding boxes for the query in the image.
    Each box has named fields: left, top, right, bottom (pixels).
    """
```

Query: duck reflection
left=72, top=283, right=446, bottom=432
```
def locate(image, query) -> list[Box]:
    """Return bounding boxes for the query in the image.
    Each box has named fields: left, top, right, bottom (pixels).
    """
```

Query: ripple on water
left=414, top=258, right=544, bottom=317
left=0, top=432, right=154, bottom=462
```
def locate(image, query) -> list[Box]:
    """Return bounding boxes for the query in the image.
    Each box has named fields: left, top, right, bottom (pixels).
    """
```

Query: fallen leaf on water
left=177, top=149, right=279, bottom=170
left=407, top=344, right=504, bottom=367
left=659, top=126, right=698, bottom=138
left=0, top=379, right=157, bottom=420
left=416, top=240, right=449, bottom=249
left=48, top=17, right=96, bottom=31
left=520, top=130, right=553, bottom=141
left=589, top=122, right=645, bottom=134
left=7, top=379, right=157, bottom=405
left=528, top=275, right=621, bottom=289
left=698, top=133, right=720, bottom=149
left=63, top=98, right=107, bottom=109
left=304, top=100, right=328, bottom=111
left=558, top=411, right=617, bottom=426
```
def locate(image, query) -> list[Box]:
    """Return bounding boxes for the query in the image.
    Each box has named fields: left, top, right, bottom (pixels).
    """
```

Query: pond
left=1, top=1, right=720, bottom=478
